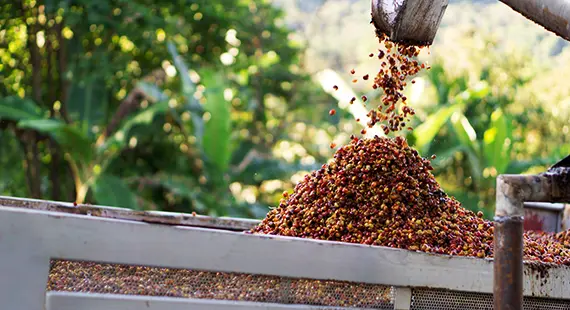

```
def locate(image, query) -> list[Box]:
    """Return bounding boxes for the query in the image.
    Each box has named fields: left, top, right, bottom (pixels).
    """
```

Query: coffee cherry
left=348, top=33, right=429, bottom=134
left=251, top=136, right=495, bottom=259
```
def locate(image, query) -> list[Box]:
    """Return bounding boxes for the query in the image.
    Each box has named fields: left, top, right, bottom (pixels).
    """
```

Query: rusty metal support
left=494, top=167, right=570, bottom=310
left=494, top=214, right=523, bottom=310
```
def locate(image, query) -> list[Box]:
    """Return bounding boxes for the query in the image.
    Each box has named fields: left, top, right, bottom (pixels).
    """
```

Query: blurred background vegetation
left=1, top=0, right=568, bottom=219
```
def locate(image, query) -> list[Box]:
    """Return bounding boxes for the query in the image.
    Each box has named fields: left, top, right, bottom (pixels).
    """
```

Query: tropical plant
left=409, top=59, right=567, bottom=218
left=0, top=0, right=332, bottom=217
left=115, top=42, right=321, bottom=217
left=0, top=40, right=321, bottom=217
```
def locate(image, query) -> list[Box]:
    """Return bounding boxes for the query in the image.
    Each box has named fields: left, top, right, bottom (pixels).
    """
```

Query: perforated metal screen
left=46, top=260, right=570, bottom=309
left=410, top=288, right=570, bottom=310
left=47, top=260, right=394, bottom=309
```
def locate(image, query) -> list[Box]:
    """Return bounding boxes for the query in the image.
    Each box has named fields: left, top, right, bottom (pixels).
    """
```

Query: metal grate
left=45, top=260, right=570, bottom=309
left=411, top=288, right=492, bottom=310
left=410, top=288, right=570, bottom=310
left=47, top=260, right=394, bottom=309
left=524, top=296, right=570, bottom=310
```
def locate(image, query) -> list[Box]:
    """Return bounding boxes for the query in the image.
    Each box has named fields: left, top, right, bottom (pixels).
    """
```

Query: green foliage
left=138, top=173, right=205, bottom=210
left=413, top=104, right=461, bottom=154
left=1, top=0, right=568, bottom=220
left=102, top=100, right=171, bottom=153
left=92, top=174, right=139, bottom=209
left=482, top=109, right=512, bottom=175
left=411, top=36, right=569, bottom=216
left=0, top=131, right=27, bottom=197
left=18, top=118, right=93, bottom=162
left=449, top=112, right=482, bottom=185
left=201, top=69, right=232, bottom=173
left=166, top=41, right=205, bottom=145
left=0, top=96, right=46, bottom=121
left=233, top=158, right=319, bottom=185
left=0, top=0, right=323, bottom=215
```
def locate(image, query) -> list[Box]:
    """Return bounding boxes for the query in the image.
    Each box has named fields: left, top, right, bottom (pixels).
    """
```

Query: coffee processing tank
left=372, top=2, right=570, bottom=309
left=3, top=195, right=570, bottom=310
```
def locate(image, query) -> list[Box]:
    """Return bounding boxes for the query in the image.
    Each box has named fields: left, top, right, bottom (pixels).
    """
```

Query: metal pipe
left=499, top=0, right=570, bottom=42
left=494, top=168, right=570, bottom=310
left=371, top=0, right=449, bottom=45
left=370, top=0, right=570, bottom=46
left=494, top=175, right=524, bottom=310
left=494, top=214, right=523, bottom=310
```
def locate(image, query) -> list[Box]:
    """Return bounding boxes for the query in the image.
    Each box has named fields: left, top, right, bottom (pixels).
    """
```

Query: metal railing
left=2, top=197, right=570, bottom=309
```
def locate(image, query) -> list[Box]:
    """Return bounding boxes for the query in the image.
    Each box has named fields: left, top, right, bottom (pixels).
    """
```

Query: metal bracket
left=393, top=287, right=412, bottom=310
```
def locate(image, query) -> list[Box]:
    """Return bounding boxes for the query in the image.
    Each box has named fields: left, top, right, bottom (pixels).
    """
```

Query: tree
left=0, top=0, right=333, bottom=217
left=407, top=30, right=570, bottom=218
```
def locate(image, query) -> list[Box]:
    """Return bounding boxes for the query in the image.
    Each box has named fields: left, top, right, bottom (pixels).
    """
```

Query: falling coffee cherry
left=329, top=109, right=336, bottom=116
left=378, top=50, right=385, bottom=59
